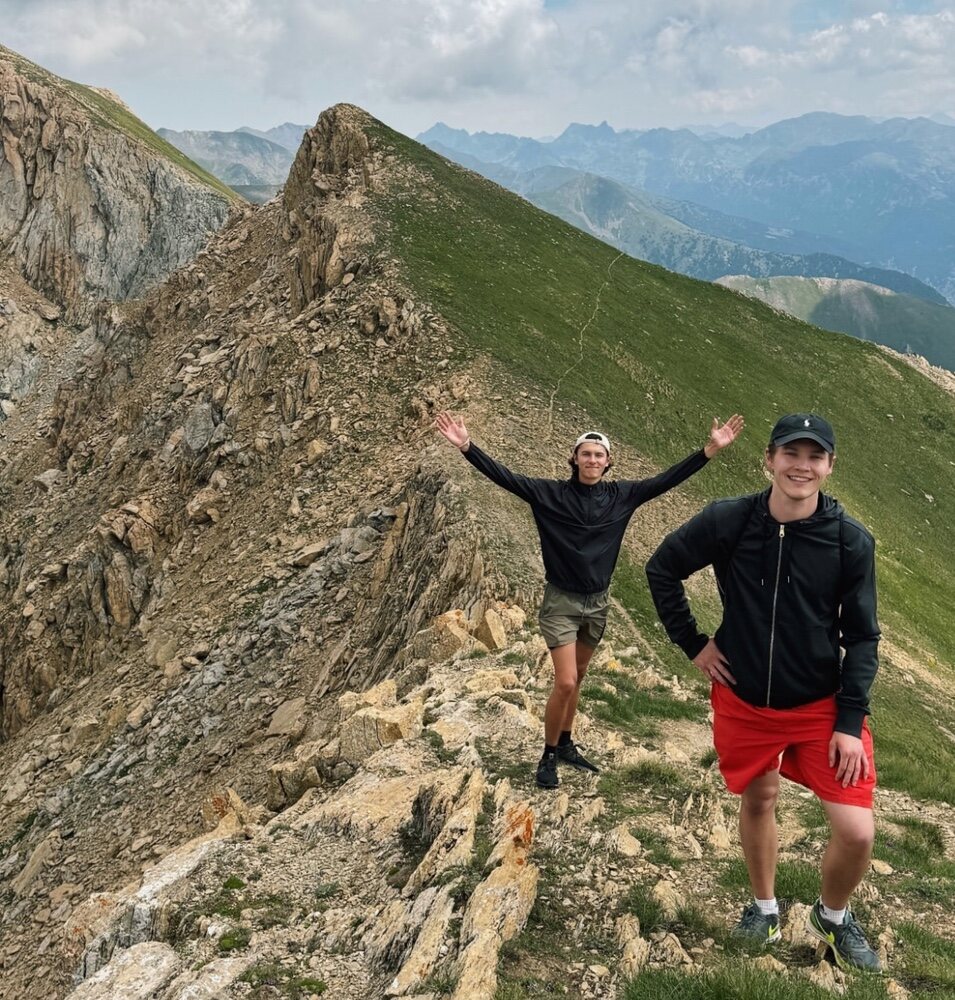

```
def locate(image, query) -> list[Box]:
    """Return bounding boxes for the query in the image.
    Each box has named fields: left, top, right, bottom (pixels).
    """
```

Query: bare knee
left=552, top=676, right=578, bottom=700
left=741, top=781, right=779, bottom=817
left=831, top=821, right=874, bottom=853
left=824, top=803, right=874, bottom=853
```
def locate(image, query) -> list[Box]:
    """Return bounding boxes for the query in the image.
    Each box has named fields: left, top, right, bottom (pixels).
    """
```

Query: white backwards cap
left=574, top=431, right=611, bottom=453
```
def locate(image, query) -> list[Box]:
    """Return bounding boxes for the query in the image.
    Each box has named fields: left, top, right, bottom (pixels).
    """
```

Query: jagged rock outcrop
left=0, top=45, right=234, bottom=322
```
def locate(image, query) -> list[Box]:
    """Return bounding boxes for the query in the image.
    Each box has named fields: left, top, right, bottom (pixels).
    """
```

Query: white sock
left=755, top=896, right=778, bottom=916
left=820, top=901, right=847, bottom=924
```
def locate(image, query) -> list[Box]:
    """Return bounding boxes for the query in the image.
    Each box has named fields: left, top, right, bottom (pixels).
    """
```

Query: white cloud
left=4, top=0, right=955, bottom=135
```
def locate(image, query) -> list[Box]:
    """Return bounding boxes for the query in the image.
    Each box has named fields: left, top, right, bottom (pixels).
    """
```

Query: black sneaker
left=556, top=740, right=600, bottom=773
left=807, top=900, right=882, bottom=973
left=535, top=753, right=559, bottom=789
left=732, top=902, right=781, bottom=944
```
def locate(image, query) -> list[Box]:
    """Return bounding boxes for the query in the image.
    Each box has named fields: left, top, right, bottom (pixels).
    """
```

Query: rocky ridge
left=0, top=101, right=533, bottom=998
left=0, top=45, right=235, bottom=323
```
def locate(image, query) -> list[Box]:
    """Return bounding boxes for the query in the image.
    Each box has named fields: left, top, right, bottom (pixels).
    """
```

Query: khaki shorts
left=538, top=582, right=609, bottom=650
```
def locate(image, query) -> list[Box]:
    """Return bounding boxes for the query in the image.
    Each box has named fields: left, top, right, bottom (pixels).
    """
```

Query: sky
left=6, top=1, right=955, bottom=139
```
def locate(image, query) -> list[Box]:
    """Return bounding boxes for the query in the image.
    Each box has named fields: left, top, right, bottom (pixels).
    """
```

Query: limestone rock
left=651, top=880, right=685, bottom=921
left=412, top=610, right=478, bottom=661
left=752, top=954, right=788, bottom=974
left=34, top=468, right=63, bottom=492
left=453, top=805, right=539, bottom=1000
left=607, top=824, right=642, bottom=858
left=781, top=903, right=818, bottom=951
left=885, top=979, right=910, bottom=1000
left=339, top=700, right=424, bottom=767
left=473, top=608, right=507, bottom=651
left=653, top=932, right=693, bottom=967
left=338, top=678, right=397, bottom=720
left=871, top=858, right=894, bottom=875
left=267, top=759, right=322, bottom=810
left=0, top=55, right=231, bottom=323
left=293, top=539, right=331, bottom=567
left=802, top=960, right=846, bottom=994
left=707, top=821, right=733, bottom=853
left=616, top=914, right=650, bottom=977
left=497, top=603, right=527, bottom=634
left=266, top=697, right=308, bottom=739
left=404, top=770, right=485, bottom=896
left=66, top=941, right=181, bottom=998
left=385, top=887, right=456, bottom=996
left=429, top=716, right=470, bottom=752
left=162, top=956, right=255, bottom=999
left=304, top=765, right=461, bottom=844
left=12, top=832, right=59, bottom=896
left=464, top=669, right=520, bottom=695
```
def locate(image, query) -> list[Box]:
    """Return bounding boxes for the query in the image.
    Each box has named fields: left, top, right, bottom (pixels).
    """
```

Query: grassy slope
left=367, top=119, right=955, bottom=806
left=718, top=275, right=955, bottom=373
left=0, top=44, right=240, bottom=203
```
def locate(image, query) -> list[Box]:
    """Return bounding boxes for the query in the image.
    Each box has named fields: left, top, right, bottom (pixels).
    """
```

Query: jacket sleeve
left=645, top=503, right=720, bottom=660
left=624, top=449, right=709, bottom=508
left=835, top=527, right=881, bottom=737
left=461, top=442, right=547, bottom=505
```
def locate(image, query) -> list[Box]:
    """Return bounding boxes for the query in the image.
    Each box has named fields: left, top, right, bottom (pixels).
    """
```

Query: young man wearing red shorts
left=646, top=414, right=882, bottom=972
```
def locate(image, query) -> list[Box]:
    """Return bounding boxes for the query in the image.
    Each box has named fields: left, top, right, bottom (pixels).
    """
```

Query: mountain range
left=159, top=123, right=309, bottom=202
left=419, top=113, right=955, bottom=304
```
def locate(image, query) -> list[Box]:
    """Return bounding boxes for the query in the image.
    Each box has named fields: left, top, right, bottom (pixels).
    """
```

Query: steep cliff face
left=0, top=46, right=236, bottom=323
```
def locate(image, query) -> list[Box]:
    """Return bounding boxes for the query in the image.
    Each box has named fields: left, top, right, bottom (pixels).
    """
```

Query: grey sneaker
left=556, top=740, right=600, bottom=773
left=732, top=902, right=781, bottom=944
left=535, top=753, right=559, bottom=789
left=807, top=900, right=882, bottom=973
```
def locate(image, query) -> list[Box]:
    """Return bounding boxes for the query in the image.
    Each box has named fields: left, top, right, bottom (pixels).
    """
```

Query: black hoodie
left=462, top=442, right=709, bottom=595
left=645, top=488, right=879, bottom=736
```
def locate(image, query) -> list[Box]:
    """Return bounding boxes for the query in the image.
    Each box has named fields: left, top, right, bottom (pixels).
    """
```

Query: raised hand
left=704, top=413, right=745, bottom=458
left=435, top=410, right=471, bottom=450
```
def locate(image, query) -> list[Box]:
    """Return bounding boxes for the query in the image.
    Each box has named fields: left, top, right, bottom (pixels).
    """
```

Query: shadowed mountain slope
left=0, top=45, right=237, bottom=322
left=717, top=275, right=955, bottom=373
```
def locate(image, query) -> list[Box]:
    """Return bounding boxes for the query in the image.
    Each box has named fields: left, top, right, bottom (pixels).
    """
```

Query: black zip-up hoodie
left=463, top=442, right=709, bottom=595
left=645, top=488, right=879, bottom=736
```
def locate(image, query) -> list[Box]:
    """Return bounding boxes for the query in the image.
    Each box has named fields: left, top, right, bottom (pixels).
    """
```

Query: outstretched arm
left=434, top=410, right=543, bottom=504
left=628, top=414, right=745, bottom=507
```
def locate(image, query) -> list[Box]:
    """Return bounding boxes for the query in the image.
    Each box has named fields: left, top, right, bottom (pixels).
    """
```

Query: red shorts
left=711, top=683, right=876, bottom=808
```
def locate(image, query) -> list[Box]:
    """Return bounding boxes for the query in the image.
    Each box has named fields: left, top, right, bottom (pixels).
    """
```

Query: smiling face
left=765, top=439, right=835, bottom=506
left=573, top=442, right=611, bottom=485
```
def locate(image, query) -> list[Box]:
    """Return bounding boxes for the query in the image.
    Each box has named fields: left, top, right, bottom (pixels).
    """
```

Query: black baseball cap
left=769, top=413, right=835, bottom=453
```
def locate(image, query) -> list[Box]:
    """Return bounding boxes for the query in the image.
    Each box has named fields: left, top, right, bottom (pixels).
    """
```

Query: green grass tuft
left=624, top=962, right=891, bottom=999
left=720, top=858, right=820, bottom=903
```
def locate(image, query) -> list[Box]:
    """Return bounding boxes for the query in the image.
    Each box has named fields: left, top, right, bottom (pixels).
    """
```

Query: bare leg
left=819, top=800, right=874, bottom=910
left=559, top=641, right=597, bottom=736
left=739, top=769, right=781, bottom=899
left=544, top=643, right=580, bottom=746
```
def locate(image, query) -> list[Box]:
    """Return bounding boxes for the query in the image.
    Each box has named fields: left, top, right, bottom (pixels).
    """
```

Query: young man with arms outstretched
left=646, top=414, right=881, bottom=973
left=435, top=410, right=744, bottom=790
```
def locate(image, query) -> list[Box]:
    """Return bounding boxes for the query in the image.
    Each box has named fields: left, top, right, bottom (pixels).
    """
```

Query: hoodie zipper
left=766, top=524, right=785, bottom=706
